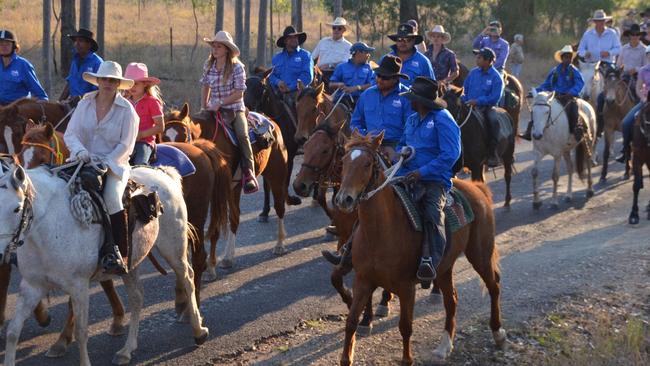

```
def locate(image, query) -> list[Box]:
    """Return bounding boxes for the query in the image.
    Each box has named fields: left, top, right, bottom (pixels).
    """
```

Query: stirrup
left=242, top=171, right=259, bottom=194
left=101, top=248, right=128, bottom=275
left=417, top=258, right=436, bottom=281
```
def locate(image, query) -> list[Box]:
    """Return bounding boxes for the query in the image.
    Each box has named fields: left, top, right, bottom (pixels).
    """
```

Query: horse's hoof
left=218, top=259, right=233, bottom=269
left=257, top=215, right=269, bottom=223
left=563, top=196, right=572, bottom=203
left=586, top=190, right=595, bottom=198
left=629, top=215, right=640, bottom=225
left=45, top=342, right=68, bottom=358
left=598, top=177, right=607, bottom=185
left=502, top=202, right=511, bottom=210
left=532, top=201, right=542, bottom=210
left=429, top=291, right=443, bottom=305
left=375, top=304, right=389, bottom=318
left=203, top=267, right=218, bottom=282
left=287, top=196, right=302, bottom=206
left=37, top=315, right=51, bottom=328
left=107, top=321, right=127, bottom=336
left=357, top=324, right=372, bottom=337
left=272, top=246, right=288, bottom=256
left=493, top=328, right=507, bottom=349
left=623, top=172, right=630, bottom=180
left=194, top=327, right=209, bottom=345
left=112, top=352, right=131, bottom=365
left=550, top=203, right=559, bottom=210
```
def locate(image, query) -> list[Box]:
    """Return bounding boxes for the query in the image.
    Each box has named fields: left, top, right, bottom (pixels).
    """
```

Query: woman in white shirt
left=64, top=60, right=138, bottom=275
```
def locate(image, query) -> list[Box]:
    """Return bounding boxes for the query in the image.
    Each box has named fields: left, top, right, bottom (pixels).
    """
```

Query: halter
left=165, top=120, right=193, bottom=143
left=532, top=94, right=569, bottom=132
left=0, top=158, right=33, bottom=256
left=21, top=133, right=64, bottom=165
left=300, top=128, right=343, bottom=188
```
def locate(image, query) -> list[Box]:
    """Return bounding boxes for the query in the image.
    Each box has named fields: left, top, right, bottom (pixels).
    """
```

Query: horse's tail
left=192, top=138, right=231, bottom=241
left=575, top=141, right=587, bottom=181
left=186, top=222, right=200, bottom=256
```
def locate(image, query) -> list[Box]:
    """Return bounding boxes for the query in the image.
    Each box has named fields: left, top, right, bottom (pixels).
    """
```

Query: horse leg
left=258, top=177, right=271, bottom=223
left=397, top=284, right=416, bottom=365
left=330, top=264, right=353, bottom=307
left=220, top=191, right=241, bottom=269
left=45, top=299, right=75, bottom=358
left=285, top=148, right=302, bottom=205
left=269, top=177, right=288, bottom=256
left=0, top=263, right=11, bottom=327
left=205, top=234, right=218, bottom=281
left=357, top=294, right=374, bottom=337
left=4, top=283, right=47, bottom=366
left=100, top=280, right=127, bottom=335
left=503, top=156, right=513, bottom=208
left=550, top=157, right=561, bottom=209
left=586, top=148, right=594, bottom=198
left=599, top=131, right=611, bottom=184
left=113, top=270, right=143, bottom=365
left=175, top=274, right=190, bottom=323
left=433, top=270, right=457, bottom=362
left=70, top=284, right=91, bottom=366
left=33, top=301, right=50, bottom=327
left=376, top=289, right=393, bottom=318
left=429, top=284, right=443, bottom=305
left=340, top=280, right=374, bottom=366
left=629, top=159, right=643, bottom=224
left=563, top=151, right=574, bottom=203
left=532, top=155, right=543, bottom=210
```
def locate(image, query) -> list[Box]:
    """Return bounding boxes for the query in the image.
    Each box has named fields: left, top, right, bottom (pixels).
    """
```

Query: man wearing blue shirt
left=383, top=23, right=434, bottom=87
left=328, top=42, right=375, bottom=108
left=472, top=21, right=510, bottom=73
left=270, top=25, right=314, bottom=109
left=397, top=77, right=461, bottom=282
left=520, top=45, right=585, bottom=142
left=462, top=47, right=504, bottom=167
left=59, top=29, right=103, bottom=104
left=0, top=29, right=48, bottom=105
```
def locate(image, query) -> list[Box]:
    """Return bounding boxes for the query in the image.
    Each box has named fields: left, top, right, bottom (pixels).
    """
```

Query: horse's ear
left=371, top=131, right=384, bottom=149
left=455, top=87, right=463, bottom=97
left=297, top=79, right=305, bottom=92
left=262, top=67, right=273, bottom=80
left=25, top=119, right=37, bottom=131
left=44, top=123, right=54, bottom=138
left=181, top=103, right=189, bottom=119
left=316, top=82, right=325, bottom=95
left=191, top=121, right=202, bottom=137
left=10, top=165, right=26, bottom=191
left=351, top=128, right=362, bottom=139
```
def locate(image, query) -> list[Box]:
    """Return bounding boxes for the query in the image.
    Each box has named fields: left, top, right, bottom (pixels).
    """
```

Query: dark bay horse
left=333, top=131, right=504, bottom=365
left=443, top=85, right=516, bottom=207
left=601, top=66, right=634, bottom=182
left=629, top=101, right=650, bottom=224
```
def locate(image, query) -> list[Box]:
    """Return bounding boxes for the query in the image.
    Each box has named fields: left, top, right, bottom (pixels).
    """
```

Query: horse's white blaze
left=433, top=331, right=454, bottom=360
left=350, top=149, right=362, bottom=161
left=4, top=126, right=14, bottom=155
left=21, top=147, right=34, bottom=168
left=165, top=128, right=178, bottom=142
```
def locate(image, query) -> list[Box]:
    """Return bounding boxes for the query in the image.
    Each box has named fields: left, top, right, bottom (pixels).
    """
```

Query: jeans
left=417, top=181, right=447, bottom=267
left=230, top=110, right=256, bottom=174
left=510, top=63, right=522, bottom=78
left=622, top=102, right=643, bottom=148
left=130, top=141, right=153, bottom=166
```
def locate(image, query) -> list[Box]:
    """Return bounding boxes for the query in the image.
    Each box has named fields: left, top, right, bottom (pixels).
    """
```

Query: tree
left=235, top=0, right=244, bottom=46
left=243, top=0, right=251, bottom=63
left=60, top=0, right=76, bottom=76
left=333, top=0, right=342, bottom=17
left=215, top=0, right=224, bottom=33
left=43, top=0, right=52, bottom=94
left=79, top=0, right=92, bottom=30
left=257, top=0, right=269, bottom=66
left=291, top=0, right=303, bottom=31
left=399, top=0, right=417, bottom=23
left=97, top=0, right=105, bottom=57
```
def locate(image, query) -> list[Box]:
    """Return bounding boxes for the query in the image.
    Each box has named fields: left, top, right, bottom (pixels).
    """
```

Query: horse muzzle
left=292, top=179, right=313, bottom=198
left=533, top=133, right=543, bottom=140
left=335, top=191, right=357, bottom=213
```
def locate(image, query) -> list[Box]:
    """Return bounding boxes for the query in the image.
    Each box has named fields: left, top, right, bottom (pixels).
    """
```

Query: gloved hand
left=400, top=146, right=415, bottom=161
left=76, top=150, right=91, bottom=163
left=406, top=170, right=421, bottom=182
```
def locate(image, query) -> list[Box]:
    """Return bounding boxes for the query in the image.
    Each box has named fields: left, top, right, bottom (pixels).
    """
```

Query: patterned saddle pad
left=218, top=111, right=275, bottom=147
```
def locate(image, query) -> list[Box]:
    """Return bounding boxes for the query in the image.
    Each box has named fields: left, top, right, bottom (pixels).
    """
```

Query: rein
left=21, top=133, right=64, bottom=165
left=300, top=129, right=343, bottom=188
left=457, top=105, right=475, bottom=129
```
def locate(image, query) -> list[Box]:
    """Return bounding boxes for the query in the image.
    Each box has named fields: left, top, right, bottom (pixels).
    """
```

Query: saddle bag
left=130, top=192, right=163, bottom=224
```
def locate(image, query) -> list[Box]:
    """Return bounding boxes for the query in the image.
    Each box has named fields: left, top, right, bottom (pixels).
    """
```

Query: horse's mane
left=344, top=132, right=376, bottom=151
left=22, top=125, right=49, bottom=142
left=297, top=86, right=325, bottom=104
left=533, top=92, right=553, bottom=105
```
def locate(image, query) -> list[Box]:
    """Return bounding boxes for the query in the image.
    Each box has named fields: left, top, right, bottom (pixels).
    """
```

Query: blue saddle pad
left=223, top=111, right=272, bottom=147
left=151, top=144, right=196, bottom=177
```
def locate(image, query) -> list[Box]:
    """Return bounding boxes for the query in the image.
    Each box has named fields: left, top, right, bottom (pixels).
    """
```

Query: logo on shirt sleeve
left=426, top=121, right=435, bottom=129
left=486, top=79, right=492, bottom=85
left=11, top=70, right=19, bottom=77
left=392, top=99, right=402, bottom=108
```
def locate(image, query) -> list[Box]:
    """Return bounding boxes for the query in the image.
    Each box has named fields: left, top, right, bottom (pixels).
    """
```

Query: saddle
left=474, top=107, right=514, bottom=142
left=150, top=144, right=197, bottom=177
left=198, top=109, right=276, bottom=149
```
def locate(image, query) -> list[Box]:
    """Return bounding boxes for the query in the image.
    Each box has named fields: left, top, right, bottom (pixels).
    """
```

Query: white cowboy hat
left=426, top=25, right=451, bottom=44
left=326, top=17, right=348, bottom=27
left=589, top=9, right=612, bottom=22
left=203, top=30, right=240, bottom=57
left=554, top=45, right=577, bottom=63
left=82, top=61, right=134, bottom=90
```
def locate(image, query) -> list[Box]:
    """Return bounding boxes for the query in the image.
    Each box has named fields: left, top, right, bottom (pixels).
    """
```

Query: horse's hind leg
left=258, top=177, right=271, bottom=223
left=629, top=157, right=643, bottom=224
left=433, top=270, right=457, bottom=362
left=357, top=294, right=374, bottom=336
left=550, top=157, right=562, bottom=209
left=5, top=283, right=47, bottom=366
left=532, top=155, right=543, bottom=209
left=330, top=263, right=353, bottom=307
left=114, top=270, right=144, bottom=365
left=267, top=173, right=288, bottom=256
left=599, top=131, right=611, bottom=183
left=340, top=280, right=374, bottom=366
left=101, top=280, right=127, bottom=335
left=69, top=284, right=91, bottom=366
left=376, top=289, right=393, bottom=317
left=397, top=284, right=416, bottom=365
left=45, top=299, right=74, bottom=358
left=167, top=256, right=209, bottom=345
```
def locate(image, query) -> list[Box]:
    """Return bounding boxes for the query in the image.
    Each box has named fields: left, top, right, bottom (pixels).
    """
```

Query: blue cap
left=350, top=42, right=375, bottom=54
left=473, top=47, right=496, bottom=61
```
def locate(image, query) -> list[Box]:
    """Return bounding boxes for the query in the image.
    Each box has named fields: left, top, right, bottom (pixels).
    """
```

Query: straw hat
left=426, top=25, right=451, bottom=44
left=83, top=61, right=134, bottom=90
left=124, top=63, right=160, bottom=85
left=589, top=9, right=612, bottom=22
left=203, top=31, right=240, bottom=57
left=554, top=45, right=577, bottom=63
left=326, top=17, right=348, bottom=28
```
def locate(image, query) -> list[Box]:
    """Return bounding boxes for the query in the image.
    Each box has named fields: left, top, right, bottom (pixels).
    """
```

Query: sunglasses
left=332, top=26, right=344, bottom=31
left=98, top=77, right=120, bottom=83
left=396, top=37, right=414, bottom=43
left=376, top=74, right=396, bottom=81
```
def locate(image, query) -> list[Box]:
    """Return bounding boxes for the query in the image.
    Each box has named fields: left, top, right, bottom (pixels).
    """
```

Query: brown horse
left=164, top=104, right=289, bottom=271
left=628, top=101, right=650, bottom=224
left=601, top=66, right=634, bottom=182
left=17, top=122, right=69, bottom=167
left=333, top=131, right=504, bottom=365
left=294, top=81, right=350, bottom=144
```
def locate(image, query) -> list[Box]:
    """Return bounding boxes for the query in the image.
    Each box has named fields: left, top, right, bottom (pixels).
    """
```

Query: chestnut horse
left=333, top=131, right=504, bottom=365
left=601, top=66, right=634, bottom=182
left=294, top=81, right=350, bottom=144
left=629, top=101, right=650, bottom=224
left=164, top=104, right=289, bottom=271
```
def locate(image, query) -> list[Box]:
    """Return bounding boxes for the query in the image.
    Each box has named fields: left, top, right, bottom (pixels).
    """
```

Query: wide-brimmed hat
left=67, top=28, right=99, bottom=52
left=589, top=9, right=612, bottom=22
left=623, top=23, right=646, bottom=37
left=426, top=25, right=451, bottom=44
left=399, top=77, right=446, bottom=110
left=554, top=45, right=577, bottom=63
left=276, top=25, right=307, bottom=48
left=82, top=61, right=134, bottom=90
left=0, top=29, right=16, bottom=43
left=373, top=55, right=408, bottom=79
left=326, top=17, right=348, bottom=28
left=204, top=30, right=240, bottom=57
left=473, top=47, right=496, bottom=62
left=388, top=23, right=424, bottom=45
left=124, top=62, right=160, bottom=85
left=350, top=42, right=375, bottom=54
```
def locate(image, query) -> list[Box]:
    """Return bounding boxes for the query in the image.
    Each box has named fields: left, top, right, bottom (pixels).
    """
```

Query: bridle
left=164, top=120, right=193, bottom=143
left=0, top=157, right=33, bottom=260
left=300, top=128, right=344, bottom=188
left=532, top=94, right=568, bottom=132
left=21, top=132, right=65, bottom=165
left=247, top=75, right=272, bottom=113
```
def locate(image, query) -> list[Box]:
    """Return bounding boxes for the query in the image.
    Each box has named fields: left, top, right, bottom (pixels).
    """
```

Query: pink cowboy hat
left=124, top=62, right=160, bottom=85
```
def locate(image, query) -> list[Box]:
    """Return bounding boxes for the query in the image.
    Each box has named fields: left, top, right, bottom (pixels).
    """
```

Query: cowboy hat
left=623, top=23, right=646, bottom=37
left=82, top=61, right=134, bottom=90
left=373, top=55, right=409, bottom=79
left=67, top=28, right=99, bottom=52
left=276, top=25, right=307, bottom=48
left=388, top=23, right=424, bottom=45
left=326, top=17, right=348, bottom=28
left=589, top=9, right=612, bottom=22
left=203, top=30, right=240, bottom=57
left=124, top=63, right=160, bottom=85
left=426, top=25, right=451, bottom=44
left=554, top=45, right=577, bottom=63
left=399, top=77, right=446, bottom=110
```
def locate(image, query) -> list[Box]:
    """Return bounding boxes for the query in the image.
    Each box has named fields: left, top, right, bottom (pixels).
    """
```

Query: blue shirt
left=461, top=66, right=504, bottom=107
left=0, top=53, right=48, bottom=105
left=397, top=109, right=461, bottom=189
left=473, top=36, right=510, bottom=70
left=536, top=64, right=585, bottom=97
left=66, top=51, right=103, bottom=97
left=330, top=60, right=375, bottom=98
left=385, top=46, right=435, bottom=87
left=350, top=84, right=413, bottom=142
left=577, top=28, right=621, bottom=63
left=269, top=47, right=314, bottom=92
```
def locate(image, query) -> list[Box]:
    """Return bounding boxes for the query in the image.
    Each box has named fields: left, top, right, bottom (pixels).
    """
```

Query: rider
left=616, top=45, right=650, bottom=163
left=64, top=61, right=138, bottom=275
left=473, top=21, right=510, bottom=74
left=461, top=47, right=504, bottom=168
left=396, top=76, right=461, bottom=282
left=424, top=25, right=460, bottom=84
left=123, top=62, right=164, bottom=166
left=328, top=42, right=375, bottom=107
left=577, top=9, right=621, bottom=138
left=311, top=17, right=352, bottom=82
left=383, top=23, right=434, bottom=87
left=520, top=45, right=585, bottom=143
left=617, top=23, right=646, bottom=101
left=201, top=31, right=259, bottom=194
left=270, top=25, right=314, bottom=109
left=0, top=29, right=48, bottom=105
left=59, top=29, right=103, bottom=105
left=509, top=34, right=525, bottom=78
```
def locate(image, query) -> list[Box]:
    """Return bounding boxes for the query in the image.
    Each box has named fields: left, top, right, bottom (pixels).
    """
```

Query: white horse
left=530, top=90, right=596, bottom=209
left=578, top=60, right=604, bottom=105
left=0, top=159, right=208, bottom=366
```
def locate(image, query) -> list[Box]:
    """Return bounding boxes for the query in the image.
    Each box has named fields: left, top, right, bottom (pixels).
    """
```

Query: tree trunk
left=399, top=0, right=417, bottom=23
left=291, top=0, right=303, bottom=31
left=235, top=0, right=244, bottom=47
left=215, top=0, right=224, bottom=33
left=333, top=0, right=342, bottom=18
left=79, top=0, right=91, bottom=30
left=243, top=0, right=251, bottom=64
left=97, top=0, right=105, bottom=57
left=43, top=0, right=52, bottom=94
left=60, top=0, right=76, bottom=76
left=256, top=0, right=269, bottom=67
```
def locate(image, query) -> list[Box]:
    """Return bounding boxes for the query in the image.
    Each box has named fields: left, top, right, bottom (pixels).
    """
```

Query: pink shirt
left=132, top=94, right=163, bottom=146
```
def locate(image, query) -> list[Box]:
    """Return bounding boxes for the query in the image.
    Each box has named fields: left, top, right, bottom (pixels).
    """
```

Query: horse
left=333, top=131, right=504, bottom=365
left=17, top=122, right=69, bottom=167
left=503, top=71, right=524, bottom=139
left=628, top=101, right=650, bottom=224
left=0, top=105, right=31, bottom=155
left=164, top=104, right=289, bottom=270
left=443, top=85, right=516, bottom=207
left=0, top=157, right=208, bottom=366
left=530, top=90, right=596, bottom=209
left=578, top=60, right=606, bottom=104
left=601, top=66, right=635, bottom=182
left=294, top=81, right=350, bottom=144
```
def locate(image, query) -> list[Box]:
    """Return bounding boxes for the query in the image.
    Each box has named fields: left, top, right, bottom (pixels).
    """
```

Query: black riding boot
left=101, top=210, right=128, bottom=275
left=321, top=241, right=352, bottom=268
left=615, top=145, right=630, bottom=163
left=519, top=120, right=533, bottom=141
left=487, top=113, right=501, bottom=167
left=416, top=227, right=436, bottom=285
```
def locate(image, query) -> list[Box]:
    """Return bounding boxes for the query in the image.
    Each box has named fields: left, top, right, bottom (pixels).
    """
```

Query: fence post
left=169, top=27, right=174, bottom=65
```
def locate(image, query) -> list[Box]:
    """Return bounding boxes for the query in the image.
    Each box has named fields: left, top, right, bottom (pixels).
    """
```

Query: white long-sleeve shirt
left=311, top=36, right=352, bottom=68
left=577, top=28, right=621, bottom=63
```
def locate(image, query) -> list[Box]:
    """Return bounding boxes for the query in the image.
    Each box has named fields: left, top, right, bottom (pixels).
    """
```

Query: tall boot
left=416, top=226, right=436, bottom=284
left=321, top=241, right=352, bottom=268
left=519, top=120, right=534, bottom=141
left=487, top=113, right=501, bottom=167
left=101, top=210, right=128, bottom=275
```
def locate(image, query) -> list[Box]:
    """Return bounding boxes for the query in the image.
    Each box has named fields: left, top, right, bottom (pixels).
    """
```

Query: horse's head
left=603, top=66, right=623, bottom=104
left=530, top=89, right=555, bottom=140
left=293, top=118, right=346, bottom=197
left=163, top=103, right=199, bottom=143
left=0, top=156, right=31, bottom=264
left=244, top=68, right=273, bottom=112
left=335, top=129, right=384, bottom=213
left=441, top=84, right=464, bottom=118
left=295, top=82, right=326, bottom=144
left=0, top=105, right=29, bottom=155
left=578, top=60, right=596, bottom=99
left=18, top=122, right=61, bottom=168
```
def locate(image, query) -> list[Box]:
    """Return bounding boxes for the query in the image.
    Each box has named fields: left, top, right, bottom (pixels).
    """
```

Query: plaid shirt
left=200, top=60, right=247, bottom=111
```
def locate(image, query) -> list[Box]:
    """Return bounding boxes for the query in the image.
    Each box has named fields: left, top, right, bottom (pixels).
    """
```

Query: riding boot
left=519, top=120, right=533, bottom=141
left=416, top=227, right=436, bottom=285
left=321, top=241, right=352, bottom=268
left=596, top=94, right=605, bottom=138
left=487, top=111, right=501, bottom=167
left=101, top=210, right=128, bottom=275
left=615, top=145, right=630, bottom=163
left=242, top=168, right=259, bottom=194
left=565, top=98, right=582, bottom=142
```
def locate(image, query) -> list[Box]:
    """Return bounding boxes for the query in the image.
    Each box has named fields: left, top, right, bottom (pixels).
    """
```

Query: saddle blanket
left=471, top=108, right=514, bottom=142
left=151, top=144, right=196, bottom=177
left=219, top=111, right=274, bottom=147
